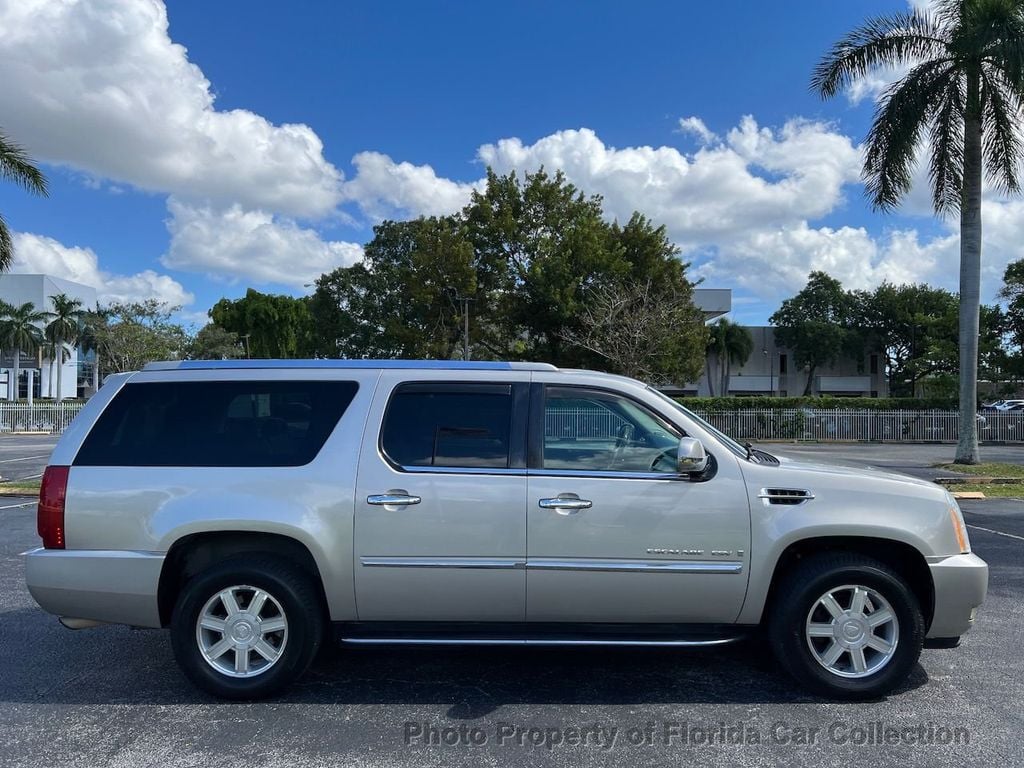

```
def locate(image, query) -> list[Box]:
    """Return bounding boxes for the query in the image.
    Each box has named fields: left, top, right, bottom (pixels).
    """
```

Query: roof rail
left=143, top=359, right=559, bottom=372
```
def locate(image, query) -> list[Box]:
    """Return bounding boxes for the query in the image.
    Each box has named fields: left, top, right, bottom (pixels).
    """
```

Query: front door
left=354, top=373, right=529, bottom=622
left=526, top=383, right=751, bottom=624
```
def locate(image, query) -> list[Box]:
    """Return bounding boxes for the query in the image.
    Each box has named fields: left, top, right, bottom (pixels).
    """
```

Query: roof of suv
left=143, top=359, right=559, bottom=372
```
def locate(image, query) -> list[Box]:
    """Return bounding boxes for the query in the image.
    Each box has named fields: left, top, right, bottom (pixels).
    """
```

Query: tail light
left=38, top=466, right=69, bottom=549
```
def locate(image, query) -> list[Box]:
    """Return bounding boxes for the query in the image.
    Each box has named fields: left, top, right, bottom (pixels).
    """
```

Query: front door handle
left=367, top=493, right=422, bottom=506
left=538, top=495, right=593, bottom=514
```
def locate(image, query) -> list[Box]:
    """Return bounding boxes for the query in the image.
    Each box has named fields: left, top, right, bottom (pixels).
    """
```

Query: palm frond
left=928, top=79, right=966, bottom=213
left=0, top=212, right=12, bottom=273
left=812, top=12, right=949, bottom=99
left=0, top=132, right=47, bottom=196
left=864, top=59, right=959, bottom=210
left=980, top=65, right=1024, bottom=196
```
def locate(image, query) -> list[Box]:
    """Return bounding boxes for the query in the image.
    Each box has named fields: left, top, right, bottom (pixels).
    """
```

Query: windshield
left=646, top=387, right=750, bottom=460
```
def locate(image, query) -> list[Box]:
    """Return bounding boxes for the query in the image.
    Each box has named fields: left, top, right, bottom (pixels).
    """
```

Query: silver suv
left=25, top=360, right=987, bottom=700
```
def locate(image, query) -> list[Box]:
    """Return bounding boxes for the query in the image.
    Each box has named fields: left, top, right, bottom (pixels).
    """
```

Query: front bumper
left=926, top=552, right=988, bottom=638
left=24, top=548, right=164, bottom=628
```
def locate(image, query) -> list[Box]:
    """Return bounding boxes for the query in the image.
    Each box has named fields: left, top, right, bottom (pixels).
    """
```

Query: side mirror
left=677, top=437, right=708, bottom=475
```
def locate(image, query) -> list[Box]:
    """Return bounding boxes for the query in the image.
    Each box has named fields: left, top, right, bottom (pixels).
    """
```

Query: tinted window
left=382, top=384, right=514, bottom=469
left=76, top=380, right=357, bottom=467
left=543, top=387, right=680, bottom=473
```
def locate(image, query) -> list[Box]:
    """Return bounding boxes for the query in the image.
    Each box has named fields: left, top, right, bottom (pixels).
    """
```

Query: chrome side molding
left=340, top=636, right=744, bottom=647
left=359, top=557, right=743, bottom=574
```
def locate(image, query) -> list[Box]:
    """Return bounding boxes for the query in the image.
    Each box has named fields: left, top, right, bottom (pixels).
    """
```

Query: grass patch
left=949, top=482, right=1024, bottom=498
left=0, top=478, right=40, bottom=495
left=936, top=462, right=1024, bottom=478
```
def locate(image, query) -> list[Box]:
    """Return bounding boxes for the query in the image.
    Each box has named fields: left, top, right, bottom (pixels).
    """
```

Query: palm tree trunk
left=955, top=91, right=984, bottom=464
left=722, top=358, right=730, bottom=396
left=12, top=347, right=20, bottom=402
left=55, top=340, right=63, bottom=402
left=705, top=356, right=716, bottom=396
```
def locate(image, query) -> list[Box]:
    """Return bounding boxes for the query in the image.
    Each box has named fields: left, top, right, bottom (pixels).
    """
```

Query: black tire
left=767, top=552, right=924, bottom=700
left=170, top=555, right=325, bottom=700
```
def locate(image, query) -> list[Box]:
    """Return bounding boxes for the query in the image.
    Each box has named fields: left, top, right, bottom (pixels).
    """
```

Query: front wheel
left=767, top=553, right=924, bottom=700
left=170, top=556, right=324, bottom=699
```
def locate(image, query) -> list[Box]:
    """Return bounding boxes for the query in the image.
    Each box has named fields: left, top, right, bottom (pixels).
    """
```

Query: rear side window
left=75, top=380, right=358, bottom=467
left=381, top=383, right=514, bottom=469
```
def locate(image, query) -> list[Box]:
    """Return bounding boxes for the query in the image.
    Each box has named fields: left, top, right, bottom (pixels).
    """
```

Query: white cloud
left=477, top=120, right=862, bottom=245
left=11, top=232, right=193, bottom=307
left=341, top=151, right=479, bottom=220
left=163, top=199, right=364, bottom=288
left=0, top=0, right=342, bottom=217
left=676, top=116, right=718, bottom=145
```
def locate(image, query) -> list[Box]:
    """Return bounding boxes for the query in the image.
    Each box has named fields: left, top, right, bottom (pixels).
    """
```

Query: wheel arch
left=158, top=531, right=329, bottom=628
left=759, top=536, right=935, bottom=631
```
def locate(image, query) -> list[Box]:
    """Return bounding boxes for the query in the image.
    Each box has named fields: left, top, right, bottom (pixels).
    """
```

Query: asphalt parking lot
left=0, top=438, right=1021, bottom=767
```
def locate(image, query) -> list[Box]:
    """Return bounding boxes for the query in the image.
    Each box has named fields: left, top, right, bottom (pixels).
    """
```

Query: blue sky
left=0, top=0, right=999, bottom=327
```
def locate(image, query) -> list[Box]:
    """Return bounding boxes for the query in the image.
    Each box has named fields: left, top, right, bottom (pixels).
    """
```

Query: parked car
left=25, top=360, right=987, bottom=700
left=982, top=399, right=1024, bottom=411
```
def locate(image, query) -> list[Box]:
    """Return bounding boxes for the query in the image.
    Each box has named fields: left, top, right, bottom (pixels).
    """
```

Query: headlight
left=947, top=495, right=971, bottom=554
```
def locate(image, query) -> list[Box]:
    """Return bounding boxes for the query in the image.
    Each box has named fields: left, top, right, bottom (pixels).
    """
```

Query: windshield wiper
left=743, top=441, right=755, bottom=461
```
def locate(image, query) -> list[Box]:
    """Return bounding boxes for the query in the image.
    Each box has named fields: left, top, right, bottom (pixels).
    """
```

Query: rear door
left=354, top=371, right=530, bottom=622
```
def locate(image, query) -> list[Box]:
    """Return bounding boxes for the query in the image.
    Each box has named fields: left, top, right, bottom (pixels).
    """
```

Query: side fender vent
left=759, top=488, right=814, bottom=506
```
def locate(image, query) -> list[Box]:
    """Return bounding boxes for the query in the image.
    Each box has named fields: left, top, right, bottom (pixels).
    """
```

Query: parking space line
left=0, top=501, right=34, bottom=510
left=0, top=455, right=49, bottom=463
left=967, top=524, right=1024, bottom=543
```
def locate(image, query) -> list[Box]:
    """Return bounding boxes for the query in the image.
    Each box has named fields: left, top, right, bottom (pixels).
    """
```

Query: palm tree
left=813, top=0, right=1024, bottom=464
left=44, top=294, right=83, bottom=401
left=0, top=131, right=48, bottom=270
left=706, top=319, right=754, bottom=396
left=0, top=302, right=47, bottom=401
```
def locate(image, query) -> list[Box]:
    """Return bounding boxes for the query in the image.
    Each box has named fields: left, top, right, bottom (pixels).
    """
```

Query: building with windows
left=684, top=325, right=888, bottom=398
left=0, top=274, right=97, bottom=400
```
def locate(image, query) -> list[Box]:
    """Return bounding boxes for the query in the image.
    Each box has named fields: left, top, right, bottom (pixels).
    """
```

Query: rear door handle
left=367, top=493, right=422, bottom=506
left=538, top=496, right=592, bottom=514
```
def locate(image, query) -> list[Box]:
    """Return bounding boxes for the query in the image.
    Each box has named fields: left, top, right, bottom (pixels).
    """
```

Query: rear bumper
left=926, top=552, right=988, bottom=639
left=24, top=548, right=164, bottom=628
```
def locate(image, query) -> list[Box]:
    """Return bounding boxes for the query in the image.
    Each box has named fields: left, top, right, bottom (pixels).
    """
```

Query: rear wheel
left=170, top=556, right=324, bottom=699
left=767, top=553, right=924, bottom=700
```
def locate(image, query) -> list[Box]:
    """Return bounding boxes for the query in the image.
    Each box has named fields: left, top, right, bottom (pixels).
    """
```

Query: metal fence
left=0, top=402, right=85, bottom=434
left=692, top=408, right=1024, bottom=443
left=1, top=401, right=1021, bottom=444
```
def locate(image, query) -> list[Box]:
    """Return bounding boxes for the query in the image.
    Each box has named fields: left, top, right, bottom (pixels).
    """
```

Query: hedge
left=675, top=396, right=959, bottom=412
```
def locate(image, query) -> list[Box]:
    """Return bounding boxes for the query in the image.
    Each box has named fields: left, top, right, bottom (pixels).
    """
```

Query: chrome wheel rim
left=805, top=584, right=899, bottom=679
left=196, top=585, right=289, bottom=678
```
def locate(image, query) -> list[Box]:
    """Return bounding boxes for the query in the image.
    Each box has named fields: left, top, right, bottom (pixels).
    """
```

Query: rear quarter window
left=74, top=380, right=358, bottom=467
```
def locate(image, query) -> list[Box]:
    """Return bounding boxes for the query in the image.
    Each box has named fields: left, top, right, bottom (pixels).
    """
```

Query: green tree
left=705, top=318, right=754, bottom=396
left=210, top=289, right=313, bottom=359
left=188, top=323, right=243, bottom=360
left=311, top=170, right=707, bottom=381
left=0, top=131, right=48, bottom=270
left=770, top=272, right=854, bottom=396
left=44, top=293, right=83, bottom=401
left=87, top=301, right=188, bottom=374
left=0, top=301, right=47, bottom=400
left=813, top=0, right=1024, bottom=463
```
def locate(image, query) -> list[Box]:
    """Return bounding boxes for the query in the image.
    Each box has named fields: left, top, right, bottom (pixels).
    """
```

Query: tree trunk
left=722, top=358, right=731, bottom=396
left=705, top=356, right=716, bottom=396
left=803, top=363, right=816, bottom=396
left=55, top=338, right=63, bottom=402
left=955, top=78, right=984, bottom=464
left=12, top=347, right=20, bottom=402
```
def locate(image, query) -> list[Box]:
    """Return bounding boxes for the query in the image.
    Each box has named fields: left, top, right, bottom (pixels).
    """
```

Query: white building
left=0, top=274, right=97, bottom=400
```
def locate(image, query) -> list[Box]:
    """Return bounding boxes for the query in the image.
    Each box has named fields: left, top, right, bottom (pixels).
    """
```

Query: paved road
left=0, top=434, right=56, bottom=484
left=0, top=440, right=1021, bottom=767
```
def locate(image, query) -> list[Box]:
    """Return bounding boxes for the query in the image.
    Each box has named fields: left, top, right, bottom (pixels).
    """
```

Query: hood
left=763, top=453, right=947, bottom=496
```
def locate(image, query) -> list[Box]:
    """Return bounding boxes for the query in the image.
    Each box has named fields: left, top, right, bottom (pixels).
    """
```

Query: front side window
left=381, top=383, right=515, bottom=469
left=542, top=387, right=681, bottom=473
left=75, top=380, right=358, bottom=467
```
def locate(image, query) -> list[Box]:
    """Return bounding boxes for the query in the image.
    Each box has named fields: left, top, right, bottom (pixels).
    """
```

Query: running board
left=340, top=635, right=745, bottom=647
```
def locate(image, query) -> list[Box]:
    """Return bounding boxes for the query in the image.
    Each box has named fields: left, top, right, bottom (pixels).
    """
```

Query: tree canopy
left=309, top=168, right=707, bottom=382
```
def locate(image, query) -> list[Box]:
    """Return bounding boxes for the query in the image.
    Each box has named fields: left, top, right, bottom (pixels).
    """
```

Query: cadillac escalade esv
left=25, top=360, right=988, bottom=700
